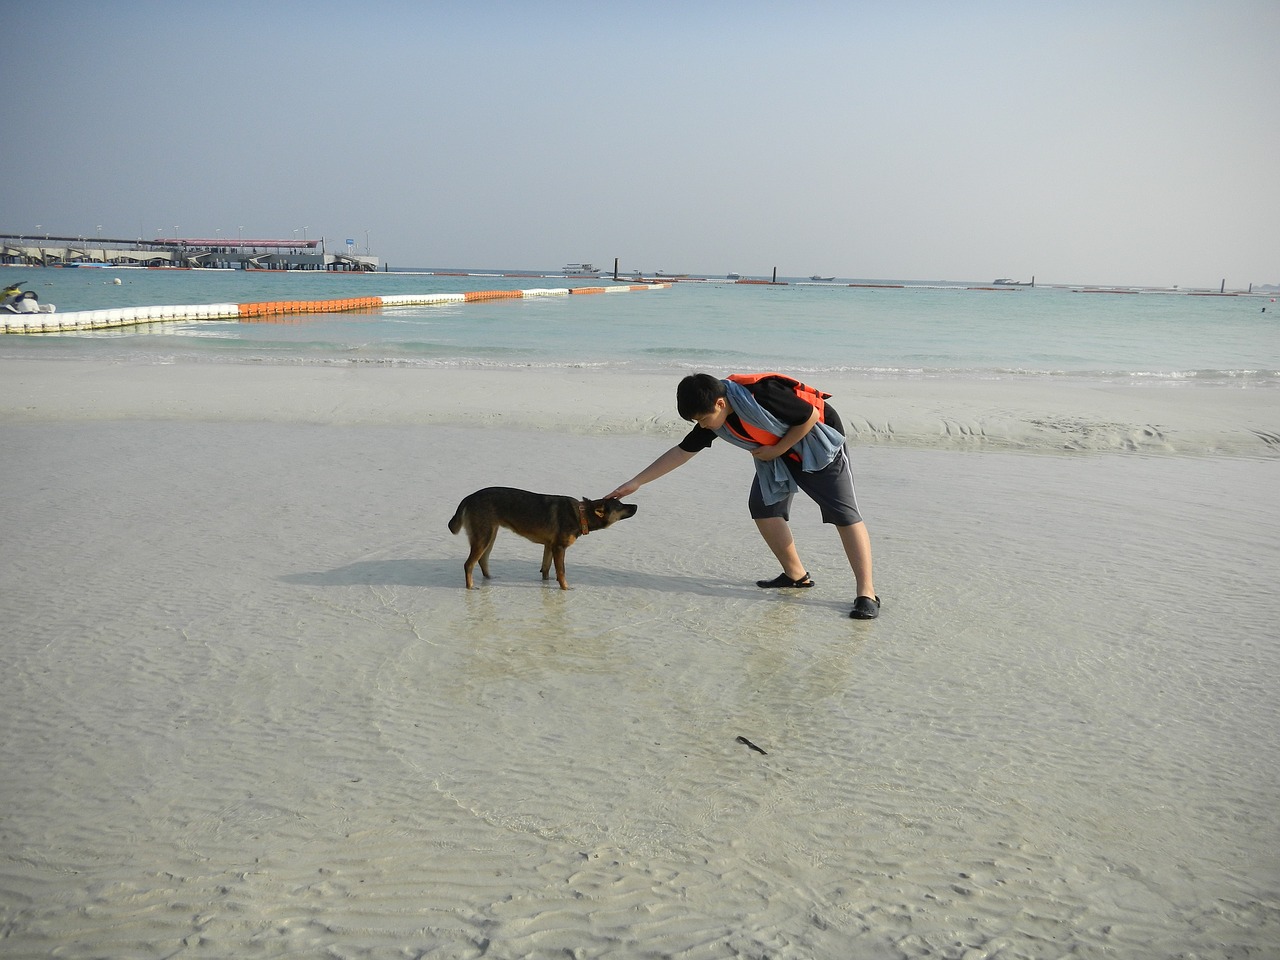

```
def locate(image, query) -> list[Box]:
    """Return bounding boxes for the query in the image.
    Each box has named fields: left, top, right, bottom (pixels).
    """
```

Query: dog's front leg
left=540, top=544, right=553, bottom=582
left=550, top=545, right=569, bottom=590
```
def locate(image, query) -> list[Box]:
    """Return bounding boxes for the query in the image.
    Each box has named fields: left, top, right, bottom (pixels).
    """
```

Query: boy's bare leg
left=837, top=521, right=876, bottom=598
left=754, top=517, right=807, bottom=580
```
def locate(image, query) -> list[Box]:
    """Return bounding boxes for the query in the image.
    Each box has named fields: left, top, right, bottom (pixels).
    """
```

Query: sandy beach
left=2, top=358, right=1277, bottom=958
left=1, top=358, right=1275, bottom=456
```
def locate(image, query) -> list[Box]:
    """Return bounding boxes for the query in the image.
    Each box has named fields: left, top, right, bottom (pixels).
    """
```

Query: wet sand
left=1, top=358, right=1274, bottom=456
left=1, top=359, right=1277, bottom=958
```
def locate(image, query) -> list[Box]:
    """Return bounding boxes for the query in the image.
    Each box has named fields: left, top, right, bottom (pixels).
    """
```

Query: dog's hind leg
left=478, top=535, right=497, bottom=581
left=463, top=529, right=498, bottom=589
left=540, top=544, right=553, bottom=582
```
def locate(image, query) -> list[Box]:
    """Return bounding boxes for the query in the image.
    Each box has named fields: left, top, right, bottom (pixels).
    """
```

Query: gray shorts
left=748, top=445, right=863, bottom=526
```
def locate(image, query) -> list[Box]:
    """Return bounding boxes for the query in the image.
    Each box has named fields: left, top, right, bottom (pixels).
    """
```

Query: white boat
left=563, top=262, right=601, bottom=277
left=2, top=281, right=56, bottom=314
left=810, top=275, right=835, bottom=282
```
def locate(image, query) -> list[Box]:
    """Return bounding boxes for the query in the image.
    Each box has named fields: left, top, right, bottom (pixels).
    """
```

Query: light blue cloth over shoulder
left=714, top=379, right=846, bottom=504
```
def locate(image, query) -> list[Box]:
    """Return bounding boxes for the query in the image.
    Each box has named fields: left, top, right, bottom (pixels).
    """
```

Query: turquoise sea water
left=4, top=267, right=1277, bottom=385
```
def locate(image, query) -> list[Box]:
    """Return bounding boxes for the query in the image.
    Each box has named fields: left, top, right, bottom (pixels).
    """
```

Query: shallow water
left=7, top=268, right=1278, bottom=385
left=2, top=420, right=1276, bottom=957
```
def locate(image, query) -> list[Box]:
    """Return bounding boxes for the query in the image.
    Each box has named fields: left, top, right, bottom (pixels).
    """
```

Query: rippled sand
left=1, top=361, right=1277, bottom=958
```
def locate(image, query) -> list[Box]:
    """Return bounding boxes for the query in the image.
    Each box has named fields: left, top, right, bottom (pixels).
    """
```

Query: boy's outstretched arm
left=606, top=445, right=697, bottom=499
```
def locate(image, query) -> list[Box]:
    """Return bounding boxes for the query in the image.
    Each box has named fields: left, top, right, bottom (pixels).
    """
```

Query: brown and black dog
left=447, top=486, right=637, bottom=590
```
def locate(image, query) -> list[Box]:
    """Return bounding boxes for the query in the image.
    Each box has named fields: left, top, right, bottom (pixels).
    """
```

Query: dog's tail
left=447, top=502, right=466, bottom=535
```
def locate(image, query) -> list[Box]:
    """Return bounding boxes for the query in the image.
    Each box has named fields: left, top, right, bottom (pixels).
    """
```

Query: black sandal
left=849, top=595, right=881, bottom=619
left=756, top=571, right=814, bottom=589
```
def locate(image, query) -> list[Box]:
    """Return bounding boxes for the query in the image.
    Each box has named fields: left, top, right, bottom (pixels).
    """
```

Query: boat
left=726, top=272, right=741, bottom=280
left=562, top=262, right=601, bottom=277
left=2, top=281, right=56, bottom=314
left=809, top=275, right=835, bottom=282
left=992, top=277, right=1035, bottom=287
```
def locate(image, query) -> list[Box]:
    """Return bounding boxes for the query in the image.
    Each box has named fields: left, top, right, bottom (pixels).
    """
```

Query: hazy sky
left=3, top=1, right=1276, bottom=286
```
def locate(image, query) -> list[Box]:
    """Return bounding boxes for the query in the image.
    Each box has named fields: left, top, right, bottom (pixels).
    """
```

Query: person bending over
left=606, top=372, right=879, bottom=619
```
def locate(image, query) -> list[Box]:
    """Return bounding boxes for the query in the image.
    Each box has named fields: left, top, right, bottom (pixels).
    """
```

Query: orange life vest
left=724, top=373, right=831, bottom=451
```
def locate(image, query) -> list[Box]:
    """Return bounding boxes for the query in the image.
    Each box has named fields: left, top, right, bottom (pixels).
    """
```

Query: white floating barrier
left=379, top=293, right=468, bottom=306
left=3, top=283, right=667, bottom=333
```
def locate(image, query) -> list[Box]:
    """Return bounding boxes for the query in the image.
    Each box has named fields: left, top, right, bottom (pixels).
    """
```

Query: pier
left=0, top=234, right=378, bottom=272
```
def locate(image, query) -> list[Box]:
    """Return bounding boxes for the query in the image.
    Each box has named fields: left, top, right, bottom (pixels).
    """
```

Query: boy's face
left=691, top=397, right=730, bottom=431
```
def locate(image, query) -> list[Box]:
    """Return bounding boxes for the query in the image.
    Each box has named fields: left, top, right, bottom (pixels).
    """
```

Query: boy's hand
left=605, top=481, right=639, bottom=499
left=752, top=446, right=785, bottom=462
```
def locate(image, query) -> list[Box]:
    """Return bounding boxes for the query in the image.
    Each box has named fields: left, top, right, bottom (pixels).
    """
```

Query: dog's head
left=582, top=497, right=638, bottom=530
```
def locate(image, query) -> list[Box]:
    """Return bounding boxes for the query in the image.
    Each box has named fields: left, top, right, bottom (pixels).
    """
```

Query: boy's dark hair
left=676, top=373, right=726, bottom=421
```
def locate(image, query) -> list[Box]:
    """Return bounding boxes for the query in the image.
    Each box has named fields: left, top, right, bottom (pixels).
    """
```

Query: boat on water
left=2, top=281, right=56, bottom=314
left=993, top=277, right=1035, bottom=287
left=563, top=262, right=601, bottom=277
left=809, top=275, right=835, bottom=282
left=726, top=272, right=741, bottom=280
